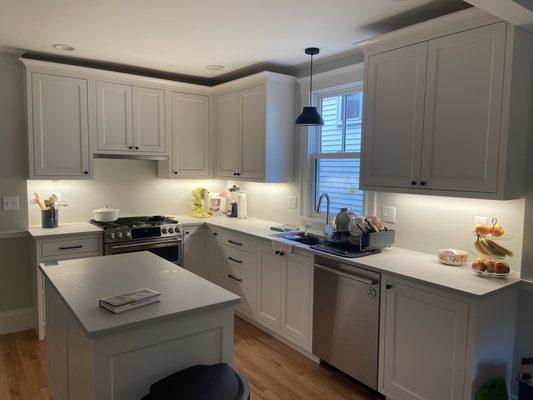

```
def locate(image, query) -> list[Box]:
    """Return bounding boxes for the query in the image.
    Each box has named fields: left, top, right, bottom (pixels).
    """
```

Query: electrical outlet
left=3, top=196, right=19, bottom=211
left=288, top=196, right=297, bottom=209
left=474, top=216, right=489, bottom=226
left=382, top=206, right=396, bottom=223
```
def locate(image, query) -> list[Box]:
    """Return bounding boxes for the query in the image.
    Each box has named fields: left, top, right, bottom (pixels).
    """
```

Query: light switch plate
left=288, top=196, right=297, bottom=209
left=382, top=206, right=396, bottom=223
left=3, top=196, right=19, bottom=211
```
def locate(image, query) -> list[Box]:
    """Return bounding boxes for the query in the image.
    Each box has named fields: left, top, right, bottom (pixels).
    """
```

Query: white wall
left=27, top=159, right=299, bottom=225
left=375, top=192, right=525, bottom=269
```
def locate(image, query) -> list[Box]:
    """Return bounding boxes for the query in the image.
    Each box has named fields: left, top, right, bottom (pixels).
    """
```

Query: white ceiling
left=0, top=0, right=468, bottom=78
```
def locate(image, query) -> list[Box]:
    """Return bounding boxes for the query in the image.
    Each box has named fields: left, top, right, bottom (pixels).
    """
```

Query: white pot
left=92, top=206, right=120, bottom=222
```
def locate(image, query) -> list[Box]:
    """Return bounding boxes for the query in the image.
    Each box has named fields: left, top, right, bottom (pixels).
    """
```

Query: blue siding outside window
left=315, top=91, right=364, bottom=215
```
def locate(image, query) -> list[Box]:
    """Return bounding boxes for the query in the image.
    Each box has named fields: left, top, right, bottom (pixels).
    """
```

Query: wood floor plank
left=0, top=317, right=382, bottom=400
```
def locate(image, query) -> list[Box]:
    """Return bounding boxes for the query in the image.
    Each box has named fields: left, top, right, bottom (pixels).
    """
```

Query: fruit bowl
left=470, top=268, right=517, bottom=279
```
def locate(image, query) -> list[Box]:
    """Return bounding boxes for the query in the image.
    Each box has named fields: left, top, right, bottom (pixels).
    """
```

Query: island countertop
left=39, top=251, right=240, bottom=338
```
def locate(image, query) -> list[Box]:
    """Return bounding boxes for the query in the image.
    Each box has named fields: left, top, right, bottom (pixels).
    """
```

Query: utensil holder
left=41, top=208, right=59, bottom=228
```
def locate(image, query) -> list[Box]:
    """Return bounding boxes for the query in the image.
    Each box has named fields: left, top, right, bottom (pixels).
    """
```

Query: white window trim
left=303, top=81, right=374, bottom=220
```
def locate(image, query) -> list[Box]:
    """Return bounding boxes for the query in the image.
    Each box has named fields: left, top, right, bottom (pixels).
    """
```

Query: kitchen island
left=39, top=251, right=240, bottom=400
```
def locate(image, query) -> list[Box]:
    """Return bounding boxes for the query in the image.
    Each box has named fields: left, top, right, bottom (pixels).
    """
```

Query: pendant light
left=296, top=47, right=324, bottom=126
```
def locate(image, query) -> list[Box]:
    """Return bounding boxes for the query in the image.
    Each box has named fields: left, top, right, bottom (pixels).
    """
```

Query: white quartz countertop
left=39, top=251, right=240, bottom=338
left=28, top=222, right=102, bottom=238
left=174, top=215, right=521, bottom=298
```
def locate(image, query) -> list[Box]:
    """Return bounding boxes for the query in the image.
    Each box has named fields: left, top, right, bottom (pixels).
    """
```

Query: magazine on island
left=99, top=288, right=161, bottom=314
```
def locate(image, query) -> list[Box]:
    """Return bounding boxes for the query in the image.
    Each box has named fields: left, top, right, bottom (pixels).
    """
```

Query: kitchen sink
left=283, top=232, right=325, bottom=246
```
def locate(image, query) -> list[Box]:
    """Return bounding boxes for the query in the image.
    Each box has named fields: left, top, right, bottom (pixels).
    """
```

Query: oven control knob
left=117, top=232, right=123, bottom=238
left=162, top=228, right=168, bottom=234
left=108, top=233, right=116, bottom=240
left=168, top=227, right=174, bottom=234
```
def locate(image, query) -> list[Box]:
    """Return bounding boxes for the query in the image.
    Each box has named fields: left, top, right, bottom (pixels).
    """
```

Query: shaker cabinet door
left=257, top=244, right=282, bottom=331
left=31, top=73, right=90, bottom=177
left=96, top=81, right=133, bottom=151
left=382, top=280, right=468, bottom=400
left=420, top=22, right=506, bottom=193
left=239, top=85, right=266, bottom=180
left=361, top=42, right=427, bottom=189
left=170, top=92, right=210, bottom=177
left=216, top=92, right=241, bottom=178
left=132, top=86, right=166, bottom=152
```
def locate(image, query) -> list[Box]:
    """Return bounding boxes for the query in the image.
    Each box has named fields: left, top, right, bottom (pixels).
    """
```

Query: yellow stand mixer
left=188, top=187, right=211, bottom=218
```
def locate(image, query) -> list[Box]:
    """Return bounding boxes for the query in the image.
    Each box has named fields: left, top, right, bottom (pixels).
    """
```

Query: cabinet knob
left=135, top=146, right=139, bottom=150
left=386, top=284, right=393, bottom=290
left=174, top=171, right=178, bottom=175
left=420, top=181, right=426, bottom=186
left=128, top=146, right=133, bottom=149
left=213, top=232, right=218, bottom=236
left=84, top=171, right=89, bottom=175
left=185, top=231, right=190, bottom=235
left=410, top=181, right=417, bottom=186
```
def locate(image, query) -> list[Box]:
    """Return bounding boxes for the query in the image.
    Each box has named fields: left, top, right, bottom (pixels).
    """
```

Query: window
left=311, top=84, right=366, bottom=216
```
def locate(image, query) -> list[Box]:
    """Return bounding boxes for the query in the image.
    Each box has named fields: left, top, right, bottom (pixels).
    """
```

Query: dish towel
left=271, top=238, right=293, bottom=255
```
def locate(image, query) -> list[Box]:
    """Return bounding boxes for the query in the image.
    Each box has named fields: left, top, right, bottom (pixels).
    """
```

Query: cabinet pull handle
left=213, top=232, right=218, bottom=236
left=228, top=240, right=242, bottom=246
left=228, top=256, right=242, bottom=264
left=420, top=181, right=426, bottom=186
left=275, top=250, right=285, bottom=256
left=386, top=284, right=393, bottom=290
left=59, top=245, right=83, bottom=250
left=84, top=171, right=89, bottom=175
left=228, top=274, right=242, bottom=282
left=185, top=231, right=190, bottom=235
left=410, top=181, right=417, bottom=186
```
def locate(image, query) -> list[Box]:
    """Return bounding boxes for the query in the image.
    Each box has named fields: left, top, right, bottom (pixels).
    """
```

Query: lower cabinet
left=257, top=243, right=313, bottom=351
left=381, top=278, right=469, bottom=400
left=182, top=226, right=208, bottom=279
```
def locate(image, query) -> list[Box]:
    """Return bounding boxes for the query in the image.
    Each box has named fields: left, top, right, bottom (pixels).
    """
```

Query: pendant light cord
left=309, top=53, right=313, bottom=106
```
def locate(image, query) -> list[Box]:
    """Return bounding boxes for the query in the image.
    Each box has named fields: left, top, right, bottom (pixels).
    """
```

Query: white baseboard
left=0, top=307, right=36, bottom=335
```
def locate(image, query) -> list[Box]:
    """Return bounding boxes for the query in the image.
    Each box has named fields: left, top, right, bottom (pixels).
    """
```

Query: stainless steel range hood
left=93, top=154, right=169, bottom=161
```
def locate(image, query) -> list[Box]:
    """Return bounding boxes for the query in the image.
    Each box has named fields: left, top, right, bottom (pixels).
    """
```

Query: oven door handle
left=108, top=241, right=179, bottom=251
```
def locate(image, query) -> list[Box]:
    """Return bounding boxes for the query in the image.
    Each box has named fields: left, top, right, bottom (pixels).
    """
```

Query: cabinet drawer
left=220, top=262, right=255, bottom=291
left=220, top=279, right=256, bottom=319
left=220, top=246, right=256, bottom=273
left=217, top=230, right=257, bottom=253
left=40, top=236, right=100, bottom=258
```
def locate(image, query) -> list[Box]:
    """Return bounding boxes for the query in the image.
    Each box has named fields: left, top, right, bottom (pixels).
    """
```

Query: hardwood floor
left=0, top=317, right=382, bottom=400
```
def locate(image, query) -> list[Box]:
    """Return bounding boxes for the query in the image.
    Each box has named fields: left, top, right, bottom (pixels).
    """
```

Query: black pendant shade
left=296, top=47, right=324, bottom=126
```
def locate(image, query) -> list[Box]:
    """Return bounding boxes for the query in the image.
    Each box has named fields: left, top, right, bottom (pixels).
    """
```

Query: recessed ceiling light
left=52, top=44, right=75, bottom=51
left=205, top=64, right=224, bottom=71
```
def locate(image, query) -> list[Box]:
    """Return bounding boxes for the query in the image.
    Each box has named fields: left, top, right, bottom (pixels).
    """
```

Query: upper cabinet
left=95, top=82, right=166, bottom=155
left=360, top=9, right=533, bottom=199
left=29, top=73, right=91, bottom=179
left=158, top=91, right=211, bottom=178
left=214, top=72, right=296, bottom=182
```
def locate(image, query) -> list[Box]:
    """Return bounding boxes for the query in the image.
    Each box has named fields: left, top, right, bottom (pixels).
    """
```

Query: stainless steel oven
left=104, top=236, right=183, bottom=266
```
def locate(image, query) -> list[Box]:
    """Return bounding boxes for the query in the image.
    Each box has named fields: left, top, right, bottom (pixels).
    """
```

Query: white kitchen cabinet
left=379, top=275, right=518, bottom=400
left=361, top=43, right=427, bottom=189
left=381, top=279, right=468, bottom=400
left=183, top=226, right=207, bottom=279
left=132, top=86, right=166, bottom=153
left=257, top=243, right=283, bottom=330
left=257, top=244, right=313, bottom=351
left=280, top=251, right=313, bottom=350
left=360, top=11, right=532, bottom=199
left=96, top=81, right=133, bottom=152
left=29, top=73, right=91, bottom=179
left=159, top=92, right=210, bottom=178
left=214, top=72, right=296, bottom=182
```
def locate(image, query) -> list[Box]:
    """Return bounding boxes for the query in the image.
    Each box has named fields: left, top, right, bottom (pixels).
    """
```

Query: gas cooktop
left=90, top=216, right=181, bottom=243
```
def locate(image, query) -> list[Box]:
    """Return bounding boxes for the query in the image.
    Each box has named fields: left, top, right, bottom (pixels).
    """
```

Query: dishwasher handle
left=314, top=263, right=379, bottom=286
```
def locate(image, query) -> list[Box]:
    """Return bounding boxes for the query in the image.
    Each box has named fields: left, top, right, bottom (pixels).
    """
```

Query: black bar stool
left=142, top=363, right=250, bottom=400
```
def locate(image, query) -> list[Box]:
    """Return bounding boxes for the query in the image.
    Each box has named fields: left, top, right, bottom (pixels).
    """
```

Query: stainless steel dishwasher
left=313, top=256, right=380, bottom=389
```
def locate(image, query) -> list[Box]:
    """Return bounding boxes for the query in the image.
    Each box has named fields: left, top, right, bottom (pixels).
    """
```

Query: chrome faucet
left=316, top=193, right=333, bottom=237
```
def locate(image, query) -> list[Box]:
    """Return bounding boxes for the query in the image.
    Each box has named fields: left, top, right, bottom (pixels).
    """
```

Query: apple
left=494, top=262, right=510, bottom=274
left=475, top=224, right=491, bottom=236
left=491, top=224, right=505, bottom=237
left=471, top=260, right=487, bottom=272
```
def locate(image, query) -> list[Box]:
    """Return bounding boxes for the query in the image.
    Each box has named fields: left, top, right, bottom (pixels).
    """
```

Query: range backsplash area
left=27, top=158, right=300, bottom=226
left=375, top=192, right=525, bottom=269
